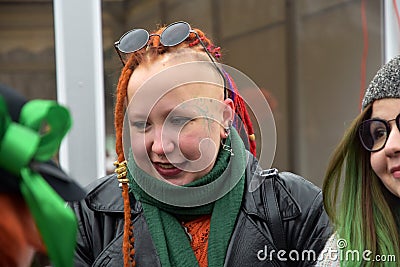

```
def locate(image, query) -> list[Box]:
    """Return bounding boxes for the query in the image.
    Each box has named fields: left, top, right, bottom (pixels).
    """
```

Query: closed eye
left=169, top=116, right=192, bottom=126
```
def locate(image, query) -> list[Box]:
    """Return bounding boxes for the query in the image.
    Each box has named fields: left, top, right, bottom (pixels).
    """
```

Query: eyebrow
left=128, top=106, right=196, bottom=120
left=370, top=115, right=397, bottom=121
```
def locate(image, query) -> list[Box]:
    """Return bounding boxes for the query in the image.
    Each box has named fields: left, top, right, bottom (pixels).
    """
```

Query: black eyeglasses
left=114, top=21, right=227, bottom=98
left=358, top=112, right=400, bottom=152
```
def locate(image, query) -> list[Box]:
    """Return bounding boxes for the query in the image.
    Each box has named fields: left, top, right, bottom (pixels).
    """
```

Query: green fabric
left=0, top=97, right=76, bottom=267
left=128, top=128, right=247, bottom=267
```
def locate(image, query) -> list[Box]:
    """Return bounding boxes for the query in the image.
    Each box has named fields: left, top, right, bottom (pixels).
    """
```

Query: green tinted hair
left=323, top=104, right=400, bottom=266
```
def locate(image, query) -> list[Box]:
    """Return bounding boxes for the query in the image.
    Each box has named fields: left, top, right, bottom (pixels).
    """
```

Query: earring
left=221, top=140, right=234, bottom=156
left=224, top=127, right=230, bottom=137
left=224, top=120, right=233, bottom=137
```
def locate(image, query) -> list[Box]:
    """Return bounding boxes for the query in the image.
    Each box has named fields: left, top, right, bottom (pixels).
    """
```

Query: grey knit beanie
left=362, top=55, right=400, bottom=110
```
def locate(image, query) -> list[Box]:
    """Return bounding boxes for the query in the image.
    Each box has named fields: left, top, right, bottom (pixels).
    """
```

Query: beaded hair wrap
left=114, top=25, right=256, bottom=267
left=207, top=45, right=221, bottom=59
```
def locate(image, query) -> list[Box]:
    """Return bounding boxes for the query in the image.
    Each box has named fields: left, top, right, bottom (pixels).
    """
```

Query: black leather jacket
left=70, top=156, right=331, bottom=266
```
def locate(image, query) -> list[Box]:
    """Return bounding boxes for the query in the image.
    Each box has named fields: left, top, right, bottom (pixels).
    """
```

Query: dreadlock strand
left=240, top=98, right=256, bottom=155
left=115, top=66, right=132, bottom=161
left=114, top=55, right=137, bottom=267
left=122, top=182, right=135, bottom=267
left=224, top=71, right=257, bottom=156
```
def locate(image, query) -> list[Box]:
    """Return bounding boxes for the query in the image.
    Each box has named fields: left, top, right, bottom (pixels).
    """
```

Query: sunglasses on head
left=358, top=112, right=400, bottom=152
left=114, top=21, right=227, bottom=98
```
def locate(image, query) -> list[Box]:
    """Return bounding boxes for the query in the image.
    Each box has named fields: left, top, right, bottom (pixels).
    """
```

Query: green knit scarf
left=128, top=128, right=246, bottom=267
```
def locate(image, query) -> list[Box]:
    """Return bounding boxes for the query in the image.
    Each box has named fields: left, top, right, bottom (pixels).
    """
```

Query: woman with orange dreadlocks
left=70, top=21, right=331, bottom=267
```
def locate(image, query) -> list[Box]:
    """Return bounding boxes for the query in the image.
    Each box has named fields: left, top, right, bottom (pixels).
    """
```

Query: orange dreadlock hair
left=113, top=24, right=256, bottom=267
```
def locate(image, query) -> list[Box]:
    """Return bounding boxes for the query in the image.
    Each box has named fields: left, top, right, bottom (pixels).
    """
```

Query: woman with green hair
left=318, top=55, right=400, bottom=266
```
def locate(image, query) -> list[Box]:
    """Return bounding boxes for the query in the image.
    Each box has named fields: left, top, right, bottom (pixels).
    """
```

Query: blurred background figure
left=0, top=83, right=86, bottom=267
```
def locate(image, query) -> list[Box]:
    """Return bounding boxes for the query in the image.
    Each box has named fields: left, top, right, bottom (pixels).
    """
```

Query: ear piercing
left=224, top=120, right=232, bottom=137
left=224, top=127, right=230, bottom=137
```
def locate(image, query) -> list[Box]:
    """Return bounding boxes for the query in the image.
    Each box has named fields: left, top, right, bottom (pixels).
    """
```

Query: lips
left=157, top=163, right=176, bottom=169
left=390, top=165, right=400, bottom=179
left=153, top=162, right=183, bottom=177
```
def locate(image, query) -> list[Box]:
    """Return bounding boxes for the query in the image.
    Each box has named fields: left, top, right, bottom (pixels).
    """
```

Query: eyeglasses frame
left=358, top=112, right=400, bottom=152
left=114, top=21, right=227, bottom=99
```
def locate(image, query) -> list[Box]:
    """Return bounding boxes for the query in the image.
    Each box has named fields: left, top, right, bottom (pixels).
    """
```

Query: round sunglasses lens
left=359, top=120, right=387, bottom=151
left=161, top=22, right=190, bottom=47
left=118, top=29, right=149, bottom=53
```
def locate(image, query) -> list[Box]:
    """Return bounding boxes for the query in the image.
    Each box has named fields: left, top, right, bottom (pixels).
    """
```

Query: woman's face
left=370, top=98, right=400, bottom=197
left=126, top=55, right=233, bottom=185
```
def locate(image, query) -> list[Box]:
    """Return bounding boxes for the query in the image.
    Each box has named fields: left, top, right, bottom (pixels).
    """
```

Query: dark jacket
left=70, top=156, right=331, bottom=266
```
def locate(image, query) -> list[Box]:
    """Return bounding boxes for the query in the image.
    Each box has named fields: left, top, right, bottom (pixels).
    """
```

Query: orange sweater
left=182, top=214, right=211, bottom=267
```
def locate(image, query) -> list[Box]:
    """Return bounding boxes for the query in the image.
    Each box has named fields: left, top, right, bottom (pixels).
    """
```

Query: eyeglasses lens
left=161, top=22, right=191, bottom=47
left=119, top=29, right=149, bottom=53
left=359, top=120, right=388, bottom=151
